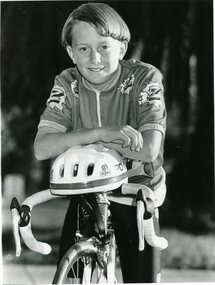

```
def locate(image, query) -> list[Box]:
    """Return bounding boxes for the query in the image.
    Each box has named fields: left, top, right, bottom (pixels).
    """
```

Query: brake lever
left=10, top=197, right=32, bottom=256
left=136, top=188, right=155, bottom=219
left=10, top=198, right=22, bottom=256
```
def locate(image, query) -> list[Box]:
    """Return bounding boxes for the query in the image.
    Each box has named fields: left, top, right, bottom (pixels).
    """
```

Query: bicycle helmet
left=50, top=144, right=128, bottom=195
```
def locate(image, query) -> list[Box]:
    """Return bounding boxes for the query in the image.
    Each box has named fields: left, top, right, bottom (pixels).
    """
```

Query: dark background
left=1, top=0, right=214, bottom=232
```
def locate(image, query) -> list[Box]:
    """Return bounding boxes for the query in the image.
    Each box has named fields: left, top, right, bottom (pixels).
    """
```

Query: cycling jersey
left=39, top=59, right=167, bottom=190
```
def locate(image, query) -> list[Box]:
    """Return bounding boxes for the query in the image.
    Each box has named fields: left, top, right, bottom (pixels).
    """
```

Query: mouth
left=87, top=67, right=105, bottom=72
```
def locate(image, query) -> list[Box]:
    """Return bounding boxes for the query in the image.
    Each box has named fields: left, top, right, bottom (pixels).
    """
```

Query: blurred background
left=1, top=0, right=214, bottom=282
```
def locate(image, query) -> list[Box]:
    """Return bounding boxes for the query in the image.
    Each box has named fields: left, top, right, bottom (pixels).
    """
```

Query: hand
left=98, top=125, right=143, bottom=151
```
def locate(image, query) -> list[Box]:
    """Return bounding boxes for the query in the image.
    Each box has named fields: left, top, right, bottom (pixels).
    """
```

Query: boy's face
left=66, top=21, right=127, bottom=85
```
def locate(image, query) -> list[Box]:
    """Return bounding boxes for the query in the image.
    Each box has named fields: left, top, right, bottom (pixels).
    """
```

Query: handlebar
left=10, top=184, right=168, bottom=257
left=122, top=183, right=168, bottom=251
left=10, top=190, right=61, bottom=256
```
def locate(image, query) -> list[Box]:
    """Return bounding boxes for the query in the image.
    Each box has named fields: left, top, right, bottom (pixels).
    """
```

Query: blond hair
left=61, top=2, right=131, bottom=47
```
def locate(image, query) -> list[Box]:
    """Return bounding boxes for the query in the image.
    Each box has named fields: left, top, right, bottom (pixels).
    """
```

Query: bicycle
left=10, top=145, right=168, bottom=284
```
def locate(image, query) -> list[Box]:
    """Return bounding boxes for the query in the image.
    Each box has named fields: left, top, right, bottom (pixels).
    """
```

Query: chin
left=89, top=79, right=106, bottom=85
left=85, top=75, right=109, bottom=85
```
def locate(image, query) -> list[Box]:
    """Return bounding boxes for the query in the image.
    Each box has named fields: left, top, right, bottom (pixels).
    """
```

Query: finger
left=125, top=126, right=144, bottom=151
left=120, top=130, right=131, bottom=147
left=123, top=126, right=139, bottom=150
left=126, top=126, right=144, bottom=150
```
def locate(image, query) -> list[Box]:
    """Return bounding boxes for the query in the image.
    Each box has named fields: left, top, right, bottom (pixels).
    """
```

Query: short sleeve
left=135, top=68, right=167, bottom=135
left=39, top=76, right=73, bottom=132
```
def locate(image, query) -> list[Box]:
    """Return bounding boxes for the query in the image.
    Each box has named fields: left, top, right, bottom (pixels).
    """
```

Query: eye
left=78, top=47, right=89, bottom=53
left=100, top=45, right=110, bottom=52
left=102, top=45, right=109, bottom=49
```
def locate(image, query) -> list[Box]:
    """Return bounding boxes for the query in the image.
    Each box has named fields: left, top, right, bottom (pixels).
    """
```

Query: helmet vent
left=59, top=164, right=64, bottom=177
left=87, top=163, right=94, bottom=176
left=73, top=163, right=79, bottom=177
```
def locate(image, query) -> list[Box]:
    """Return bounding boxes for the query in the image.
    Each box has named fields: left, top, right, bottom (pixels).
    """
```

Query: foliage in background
left=161, top=228, right=215, bottom=269
left=1, top=0, right=214, bottom=231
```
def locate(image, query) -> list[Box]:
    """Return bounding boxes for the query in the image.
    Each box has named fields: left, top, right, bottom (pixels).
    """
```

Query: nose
left=90, top=50, right=101, bottom=64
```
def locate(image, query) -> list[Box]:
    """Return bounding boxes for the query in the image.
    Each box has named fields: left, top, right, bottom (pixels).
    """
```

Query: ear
left=66, top=46, right=77, bottom=64
left=119, top=41, right=128, bottom=60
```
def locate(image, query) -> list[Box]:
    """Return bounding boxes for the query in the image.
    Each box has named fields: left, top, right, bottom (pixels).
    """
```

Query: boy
left=34, top=2, right=167, bottom=283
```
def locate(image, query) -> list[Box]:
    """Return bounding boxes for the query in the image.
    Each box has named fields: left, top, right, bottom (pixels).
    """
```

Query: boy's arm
left=34, top=126, right=101, bottom=160
left=102, top=129, right=162, bottom=162
left=34, top=124, right=143, bottom=160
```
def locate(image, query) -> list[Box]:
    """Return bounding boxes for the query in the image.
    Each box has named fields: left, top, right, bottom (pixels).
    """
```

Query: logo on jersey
left=70, top=80, right=79, bottom=99
left=138, top=82, right=162, bottom=109
left=47, top=85, right=67, bottom=112
left=118, top=74, right=135, bottom=95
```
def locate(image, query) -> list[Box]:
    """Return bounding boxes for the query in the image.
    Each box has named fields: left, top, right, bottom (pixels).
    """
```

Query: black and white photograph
left=1, top=0, right=214, bottom=284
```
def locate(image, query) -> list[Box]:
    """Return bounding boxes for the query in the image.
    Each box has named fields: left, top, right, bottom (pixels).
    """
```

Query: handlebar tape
left=19, top=189, right=62, bottom=255
left=122, top=183, right=166, bottom=208
left=122, top=183, right=155, bottom=201
left=123, top=184, right=168, bottom=251
left=136, top=203, right=168, bottom=251
left=144, top=216, right=168, bottom=250
left=23, top=189, right=59, bottom=210
left=20, top=224, right=51, bottom=255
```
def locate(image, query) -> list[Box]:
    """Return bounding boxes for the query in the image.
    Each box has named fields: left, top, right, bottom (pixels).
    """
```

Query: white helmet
left=50, top=144, right=128, bottom=195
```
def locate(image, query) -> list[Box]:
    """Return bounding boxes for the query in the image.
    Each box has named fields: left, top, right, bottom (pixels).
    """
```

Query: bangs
left=93, top=16, right=131, bottom=42
left=62, top=3, right=131, bottom=47
left=85, top=4, right=131, bottom=42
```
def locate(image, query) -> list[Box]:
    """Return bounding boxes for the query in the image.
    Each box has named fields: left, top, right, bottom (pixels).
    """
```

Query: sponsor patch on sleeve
left=137, top=82, right=162, bottom=109
left=47, top=85, right=67, bottom=112
left=118, top=74, right=135, bottom=95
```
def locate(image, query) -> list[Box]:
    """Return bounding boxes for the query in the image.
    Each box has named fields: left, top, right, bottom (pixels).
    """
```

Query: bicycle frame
left=53, top=193, right=117, bottom=283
